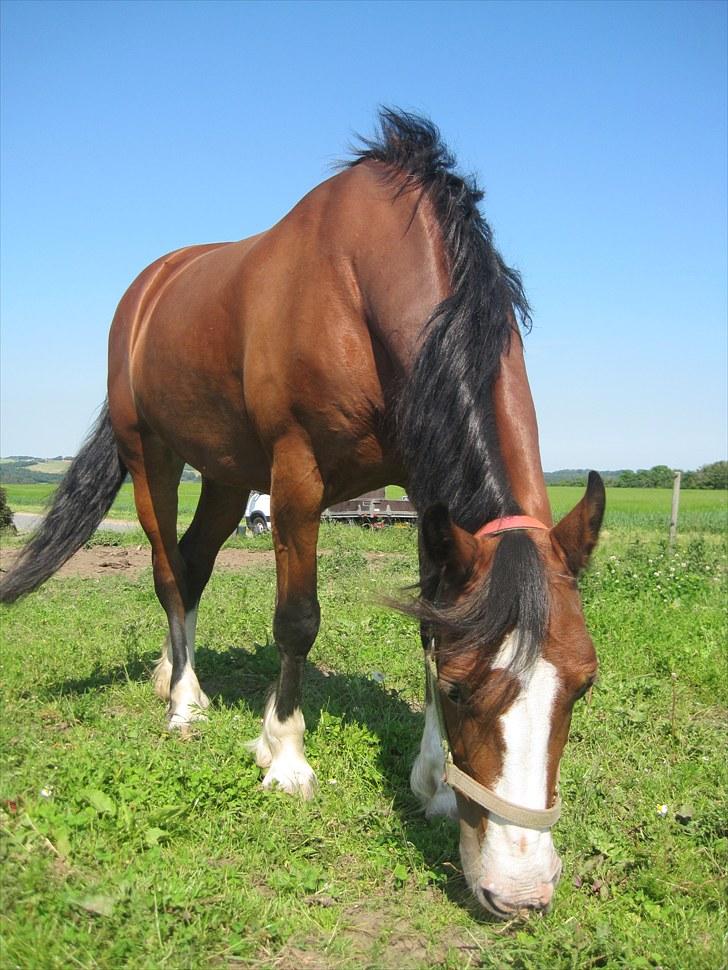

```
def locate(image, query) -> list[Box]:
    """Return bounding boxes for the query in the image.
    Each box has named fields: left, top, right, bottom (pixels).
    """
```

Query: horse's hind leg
left=153, top=479, right=248, bottom=698
left=248, top=437, right=322, bottom=799
left=125, top=435, right=207, bottom=728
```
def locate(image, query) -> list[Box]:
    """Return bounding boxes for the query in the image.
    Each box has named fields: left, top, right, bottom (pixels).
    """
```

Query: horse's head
left=419, top=472, right=605, bottom=918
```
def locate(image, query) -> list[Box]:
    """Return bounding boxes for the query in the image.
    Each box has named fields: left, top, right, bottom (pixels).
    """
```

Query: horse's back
left=107, top=163, right=433, bottom=492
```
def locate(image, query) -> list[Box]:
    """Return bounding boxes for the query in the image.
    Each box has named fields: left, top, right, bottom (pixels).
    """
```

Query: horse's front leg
left=248, top=441, right=322, bottom=799
left=410, top=545, right=458, bottom=819
left=410, top=625, right=458, bottom=821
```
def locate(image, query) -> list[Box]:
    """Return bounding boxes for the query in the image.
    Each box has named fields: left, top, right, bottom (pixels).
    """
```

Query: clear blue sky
left=1, top=0, right=726, bottom=471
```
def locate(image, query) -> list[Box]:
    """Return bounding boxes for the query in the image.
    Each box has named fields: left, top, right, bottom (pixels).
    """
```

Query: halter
left=474, top=514, right=550, bottom=539
left=427, top=513, right=562, bottom=830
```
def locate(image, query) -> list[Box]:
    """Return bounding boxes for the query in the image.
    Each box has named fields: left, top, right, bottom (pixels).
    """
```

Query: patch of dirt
left=0, top=545, right=403, bottom=581
left=0, top=545, right=276, bottom=581
left=269, top=900, right=477, bottom=970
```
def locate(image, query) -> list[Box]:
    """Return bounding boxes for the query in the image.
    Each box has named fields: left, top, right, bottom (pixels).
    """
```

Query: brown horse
left=1, top=111, right=605, bottom=917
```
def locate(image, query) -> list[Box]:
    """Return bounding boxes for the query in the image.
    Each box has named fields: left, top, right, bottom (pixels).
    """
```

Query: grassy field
left=4, top=482, right=204, bottom=524
left=0, top=515, right=726, bottom=967
left=4, top=482, right=727, bottom=535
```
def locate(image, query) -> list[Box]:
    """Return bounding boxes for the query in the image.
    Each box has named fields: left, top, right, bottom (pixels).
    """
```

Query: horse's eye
left=573, top=678, right=596, bottom=703
left=440, top=680, right=468, bottom=704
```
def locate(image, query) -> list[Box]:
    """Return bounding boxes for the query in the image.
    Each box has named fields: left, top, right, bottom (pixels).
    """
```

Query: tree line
left=551, top=461, right=727, bottom=489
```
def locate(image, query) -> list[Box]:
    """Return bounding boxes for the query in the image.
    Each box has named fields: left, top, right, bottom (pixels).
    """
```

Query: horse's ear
left=421, top=504, right=478, bottom=585
left=551, top=471, right=606, bottom=575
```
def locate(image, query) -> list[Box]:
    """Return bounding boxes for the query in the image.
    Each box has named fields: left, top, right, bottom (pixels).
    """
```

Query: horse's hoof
left=167, top=706, right=209, bottom=730
left=261, top=760, right=318, bottom=800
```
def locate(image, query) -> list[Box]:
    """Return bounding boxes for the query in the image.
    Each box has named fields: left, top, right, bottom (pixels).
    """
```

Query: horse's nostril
left=479, top=884, right=554, bottom=917
left=537, top=880, right=555, bottom=907
left=480, top=889, right=513, bottom=917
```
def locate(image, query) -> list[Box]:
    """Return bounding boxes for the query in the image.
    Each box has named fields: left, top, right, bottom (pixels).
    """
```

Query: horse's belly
left=132, top=352, right=269, bottom=487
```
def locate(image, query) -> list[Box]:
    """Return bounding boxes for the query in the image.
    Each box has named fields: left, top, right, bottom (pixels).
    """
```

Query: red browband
left=475, top=515, right=550, bottom=539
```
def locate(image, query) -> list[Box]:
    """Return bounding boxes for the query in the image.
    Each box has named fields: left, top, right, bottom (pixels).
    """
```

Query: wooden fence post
left=669, top=471, right=681, bottom=547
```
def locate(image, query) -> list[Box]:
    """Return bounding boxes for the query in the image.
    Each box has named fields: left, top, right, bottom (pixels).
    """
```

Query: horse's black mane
left=350, top=108, right=547, bottom=674
left=349, top=108, right=530, bottom=529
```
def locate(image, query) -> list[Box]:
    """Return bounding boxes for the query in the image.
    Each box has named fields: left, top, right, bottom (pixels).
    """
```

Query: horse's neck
left=492, top=332, right=552, bottom=525
left=371, top=244, right=549, bottom=524
left=349, top=167, right=550, bottom=526
left=352, top=165, right=451, bottom=376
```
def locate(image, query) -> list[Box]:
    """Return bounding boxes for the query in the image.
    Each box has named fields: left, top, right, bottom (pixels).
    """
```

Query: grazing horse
left=0, top=111, right=605, bottom=917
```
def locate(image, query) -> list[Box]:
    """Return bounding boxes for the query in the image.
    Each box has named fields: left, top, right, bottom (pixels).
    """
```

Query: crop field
left=1, top=505, right=726, bottom=967
left=26, top=461, right=74, bottom=476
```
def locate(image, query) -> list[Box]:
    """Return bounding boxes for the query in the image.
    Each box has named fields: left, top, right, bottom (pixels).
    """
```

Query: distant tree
left=692, top=461, right=728, bottom=490
left=611, top=461, right=727, bottom=489
left=647, top=465, right=675, bottom=488
left=0, top=487, right=16, bottom=533
left=615, top=470, right=637, bottom=487
left=615, top=465, right=675, bottom=488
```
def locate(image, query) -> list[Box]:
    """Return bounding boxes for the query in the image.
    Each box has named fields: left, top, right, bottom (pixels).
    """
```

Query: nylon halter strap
left=426, top=513, right=562, bottom=830
left=474, top=514, right=550, bottom=539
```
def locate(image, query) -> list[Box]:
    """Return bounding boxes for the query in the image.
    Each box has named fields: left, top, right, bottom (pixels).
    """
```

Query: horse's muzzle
left=475, top=857, right=563, bottom=919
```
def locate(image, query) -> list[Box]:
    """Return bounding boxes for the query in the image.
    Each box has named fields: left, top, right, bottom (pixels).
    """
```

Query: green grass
left=5, top=483, right=728, bottom=537
left=4, top=482, right=203, bottom=525
left=549, top=487, right=727, bottom=535
left=1, top=519, right=726, bottom=968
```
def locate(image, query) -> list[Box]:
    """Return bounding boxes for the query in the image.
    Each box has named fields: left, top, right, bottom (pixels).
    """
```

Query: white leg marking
left=152, top=609, right=199, bottom=701
left=247, top=694, right=317, bottom=799
left=153, top=609, right=208, bottom=728
left=410, top=697, right=457, bottom=820
left=152, top=646, right=173, bottom=701
left=167, top=662, right=210, bottom=729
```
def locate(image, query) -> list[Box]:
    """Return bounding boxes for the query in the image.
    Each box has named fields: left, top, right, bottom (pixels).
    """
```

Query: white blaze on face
left=494, top=635, right=557, bottom=814
left=463, top=631, right=563, bottom=911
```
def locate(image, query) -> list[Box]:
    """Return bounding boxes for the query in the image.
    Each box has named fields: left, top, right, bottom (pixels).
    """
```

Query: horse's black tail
left=0, top=402, right=127, bottom=604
